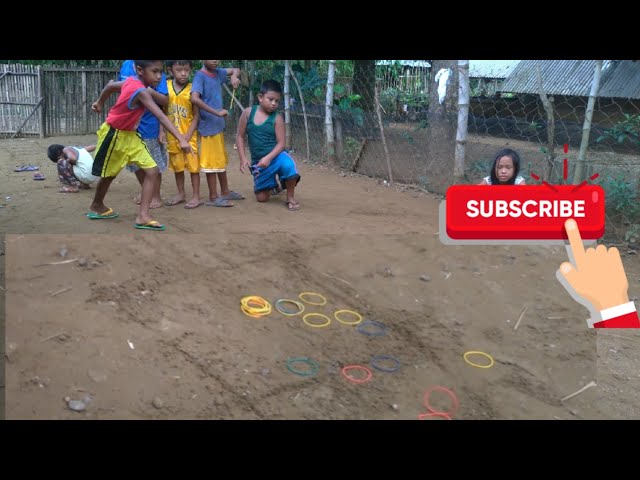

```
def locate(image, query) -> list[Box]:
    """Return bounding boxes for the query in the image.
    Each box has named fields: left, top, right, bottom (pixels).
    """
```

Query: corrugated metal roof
left=499, top=60, right=640, bottom=99
left=468, top=60, right=520, bottom=78
left=376, top=60, right=431, bottom=68
left=599, top=61, right=640, bottom=99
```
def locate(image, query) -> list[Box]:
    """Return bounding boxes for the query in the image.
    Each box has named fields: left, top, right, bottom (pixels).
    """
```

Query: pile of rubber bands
left=240, top=296, right=272, bottom=318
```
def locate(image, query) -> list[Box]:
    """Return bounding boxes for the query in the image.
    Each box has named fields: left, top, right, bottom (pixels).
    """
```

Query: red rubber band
left=341, top=365, right=372, bottom=384
left=423, top=386, right=459, bottom=417
left=418, top=412, right=452, bottom=420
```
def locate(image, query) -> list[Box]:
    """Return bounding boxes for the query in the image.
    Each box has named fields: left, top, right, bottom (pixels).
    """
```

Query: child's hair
left=134, top=60, right=164, bottom=69
left=166, top=60, right=193, bottom=68
left=259, top=79, right=282, bottom=95
left=47, top=144, right=64, bottom=163
left=490, top=148, right=521, bottom=185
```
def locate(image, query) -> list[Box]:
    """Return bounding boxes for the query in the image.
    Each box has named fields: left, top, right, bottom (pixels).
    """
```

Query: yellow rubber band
left=299, top=292, right=327, bottom=306
left=275, top=299, right=305, bottom=316
left=334, top=309, right=363, bottom=325
left=463, top=351, right=494, bottom=369
left=240, top=296, right=272, bottom=318
left=302, top=313, right=331, bottom=328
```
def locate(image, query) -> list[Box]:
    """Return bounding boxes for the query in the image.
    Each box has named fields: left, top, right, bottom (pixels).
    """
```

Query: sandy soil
left=2, top=135, right=639, bottom=420
left=0, top=135, right=433, bottom=235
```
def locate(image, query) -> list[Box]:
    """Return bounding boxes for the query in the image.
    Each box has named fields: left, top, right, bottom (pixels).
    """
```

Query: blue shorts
left=252, top=151, right=300, bottom=193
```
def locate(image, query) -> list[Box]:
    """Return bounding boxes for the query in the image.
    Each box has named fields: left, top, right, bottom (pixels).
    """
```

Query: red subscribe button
left=446, top=185, right=605, bottom=240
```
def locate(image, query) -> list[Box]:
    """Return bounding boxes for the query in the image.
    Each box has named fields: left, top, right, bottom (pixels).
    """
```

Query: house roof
left=499, top=60, right=640, bottom=99
left=376, top=60, right=431, bottom=68
left=468, top=60, right=520, bottom=79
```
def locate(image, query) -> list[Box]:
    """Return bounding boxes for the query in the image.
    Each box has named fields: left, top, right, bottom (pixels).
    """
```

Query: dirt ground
left=0, top=135, right=433, bottom=235
left=2, top=134, right=639, bottom=420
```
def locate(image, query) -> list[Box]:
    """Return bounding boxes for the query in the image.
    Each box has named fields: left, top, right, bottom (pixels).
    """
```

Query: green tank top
left=247, top=105, right=278, bottom=163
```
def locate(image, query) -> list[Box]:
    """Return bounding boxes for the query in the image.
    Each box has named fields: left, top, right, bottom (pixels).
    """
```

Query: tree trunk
left=573, top=60, right=603, bottom=184
left=245, top=60, right=256, bottom=107
left=335, top=117, right=344, bottom=165
left=454, top=60, right=469, bottom=184
left=536, top=63, right=556, bottom=182
left=352, top=60, right=376, bottom=112
left=325, top=60, right=337, bottom=166
left=284, top=60, right=292, bottom=150
left=426, top=60, right=459, bottom=193
left=374, top=84, right=394, bottom=184
left=291, top=69, right=311, bottom=161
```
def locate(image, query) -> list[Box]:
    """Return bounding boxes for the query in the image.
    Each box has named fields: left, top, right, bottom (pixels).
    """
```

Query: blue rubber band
left=286, top=357, right=319, bottom=377
left=275, top=299, right=304, bottom=315
left=370, top=355, right=401, bottom=373
left=356, top=320, right=387, bottom=337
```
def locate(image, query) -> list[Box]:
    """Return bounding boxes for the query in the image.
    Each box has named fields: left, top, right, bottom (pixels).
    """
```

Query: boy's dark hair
left=166, top=60, right=193, bottom=68
left=134, top=60, right=164, bottom=69
left=47, top=144, right=64, bottom=163
left=259, top=80, right=282, bottom=95
left=489, top=148, right=521, bottom=185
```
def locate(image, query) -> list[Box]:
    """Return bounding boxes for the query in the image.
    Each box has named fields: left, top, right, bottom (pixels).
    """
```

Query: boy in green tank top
left=236, top=80, right=301, bottom=211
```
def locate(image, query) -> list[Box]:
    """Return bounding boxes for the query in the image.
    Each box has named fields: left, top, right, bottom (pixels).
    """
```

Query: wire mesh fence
left=222, top=59, right=640, bottom=241
left=3, top=60, right=639, bottom=241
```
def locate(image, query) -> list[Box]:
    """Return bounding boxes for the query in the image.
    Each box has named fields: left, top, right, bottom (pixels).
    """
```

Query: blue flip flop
left=222, top=191, right=245, bottom=200
left=205, top=197, right=234, bottom=207
left=15, top=165, right=39, bottom=172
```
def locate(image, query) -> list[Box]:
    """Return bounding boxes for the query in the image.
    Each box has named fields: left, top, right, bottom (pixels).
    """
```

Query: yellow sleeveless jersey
left=166, top=79, right=198, bottom=154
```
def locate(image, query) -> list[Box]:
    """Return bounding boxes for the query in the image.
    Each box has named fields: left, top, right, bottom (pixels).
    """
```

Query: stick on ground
left=50, top=287, right=72, bottom=297
left=35, top=258, right=79, bottom=267
left=561, top=380, right=597, bottom=402
left=40, top=331, right=66, bottom=342
left=514, top=306, right=528, bottom=331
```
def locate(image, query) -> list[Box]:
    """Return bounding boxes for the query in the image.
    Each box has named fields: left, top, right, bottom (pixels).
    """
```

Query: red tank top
left=106, top=77, right=147, bottom=131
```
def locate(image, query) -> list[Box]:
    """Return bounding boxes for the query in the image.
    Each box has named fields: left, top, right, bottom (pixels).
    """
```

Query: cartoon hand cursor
left=556, top=219, right=639, bottom=328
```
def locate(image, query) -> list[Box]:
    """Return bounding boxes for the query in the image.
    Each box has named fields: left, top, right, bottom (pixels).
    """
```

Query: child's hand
left=230, top=76, right=241, bottom=89
left=91, top=102, right=102, bottom=114
left=240, top=160, right=251, bottom=174
left=179, top=138, right=193, bottom=154
left=158, top=129, right=166, bottom=145
left=217, top=109, right=229, bottom=117
left=256, top=158, right=271, bottom=169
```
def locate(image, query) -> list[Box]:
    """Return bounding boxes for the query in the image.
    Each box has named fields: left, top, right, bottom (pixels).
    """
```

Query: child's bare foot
left=285, top=198, right=301, bottom=211
left=59, top=185, right=79, bottom=193
left=185, top=197, right=203, bottom=209
left=150, top=198, right=163, bottom=209
left=165, top=195, right=185, bottom=206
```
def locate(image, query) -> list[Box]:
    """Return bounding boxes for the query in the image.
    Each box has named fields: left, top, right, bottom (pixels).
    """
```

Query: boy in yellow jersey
left=164, top=60, right=203, bottom=209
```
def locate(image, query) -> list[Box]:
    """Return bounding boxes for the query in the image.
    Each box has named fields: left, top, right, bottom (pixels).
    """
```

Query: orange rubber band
left=423, top=386, right=459, bottom=417
left=341, top=365, right=372, bottom=384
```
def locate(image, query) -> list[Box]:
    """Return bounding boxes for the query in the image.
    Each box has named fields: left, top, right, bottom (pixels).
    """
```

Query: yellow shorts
left=199, top=132, right=228, bottom=173
left=169, top=151, right=200, bottom=174
left=92, top=122, right=157, bottom=178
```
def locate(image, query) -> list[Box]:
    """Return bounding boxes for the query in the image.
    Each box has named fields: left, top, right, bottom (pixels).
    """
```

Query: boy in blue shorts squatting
left=236, top=80, right=301, bottom=211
